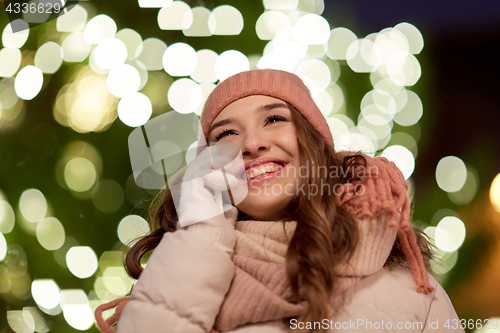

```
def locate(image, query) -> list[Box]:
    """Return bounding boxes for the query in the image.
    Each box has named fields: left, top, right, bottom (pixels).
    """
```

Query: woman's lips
left=244, top=162, right=286, bottom=184
left=245, top=162, right=282, bottom=179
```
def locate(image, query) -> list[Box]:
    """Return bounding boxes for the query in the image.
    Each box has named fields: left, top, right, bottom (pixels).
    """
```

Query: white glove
left=171, top=142, right=244, bottom=233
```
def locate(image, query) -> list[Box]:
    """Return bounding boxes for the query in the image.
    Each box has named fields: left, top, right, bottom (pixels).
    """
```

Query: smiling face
left=208, top=95, right=301, bottom=221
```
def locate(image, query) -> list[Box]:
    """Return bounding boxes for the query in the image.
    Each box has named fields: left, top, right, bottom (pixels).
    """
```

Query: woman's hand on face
left=176, top=143, right=241, bottom=230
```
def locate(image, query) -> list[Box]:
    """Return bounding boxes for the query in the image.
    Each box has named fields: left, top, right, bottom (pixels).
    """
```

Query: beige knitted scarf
left=212, top=220, right=362, bottom=332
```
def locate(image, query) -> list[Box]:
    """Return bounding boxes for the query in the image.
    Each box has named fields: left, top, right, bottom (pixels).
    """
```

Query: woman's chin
left=236, top=197, right=291, bottom=221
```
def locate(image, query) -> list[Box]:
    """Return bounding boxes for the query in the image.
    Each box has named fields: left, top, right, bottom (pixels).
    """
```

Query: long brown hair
left=124, top=104, right=433, bottom=333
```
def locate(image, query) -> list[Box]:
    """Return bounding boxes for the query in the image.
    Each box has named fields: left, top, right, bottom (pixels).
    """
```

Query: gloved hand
left=170, top=142, right=245, bottom=248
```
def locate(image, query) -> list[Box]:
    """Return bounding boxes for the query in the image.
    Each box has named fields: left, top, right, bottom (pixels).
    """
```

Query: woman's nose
left=241, top=129, right=270, bottom=156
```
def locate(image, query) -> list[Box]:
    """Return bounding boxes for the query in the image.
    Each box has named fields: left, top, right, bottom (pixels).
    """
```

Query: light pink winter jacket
left=116, top=224, right=464, bottom=333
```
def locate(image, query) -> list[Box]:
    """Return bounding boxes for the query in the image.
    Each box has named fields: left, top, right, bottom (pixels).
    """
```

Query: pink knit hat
left=200, top=69, right=334, bottom=150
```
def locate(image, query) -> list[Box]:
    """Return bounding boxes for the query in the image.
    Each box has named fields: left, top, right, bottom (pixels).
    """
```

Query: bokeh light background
left=1, top=0, right=500, bottom=332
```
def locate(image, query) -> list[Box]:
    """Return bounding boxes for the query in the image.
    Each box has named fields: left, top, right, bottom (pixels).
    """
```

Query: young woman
left=96, top=69, right=464, bottom=333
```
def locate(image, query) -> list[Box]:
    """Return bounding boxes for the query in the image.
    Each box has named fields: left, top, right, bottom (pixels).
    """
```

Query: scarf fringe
left=336, top=154, right=434, bottom=295
left=95, top=297, right=130, bottom=333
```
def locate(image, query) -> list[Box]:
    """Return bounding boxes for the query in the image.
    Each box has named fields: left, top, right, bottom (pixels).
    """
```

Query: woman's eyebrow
left=209, top=118, right=234, bottom=133
left=257, top=102, right=289, bottom=112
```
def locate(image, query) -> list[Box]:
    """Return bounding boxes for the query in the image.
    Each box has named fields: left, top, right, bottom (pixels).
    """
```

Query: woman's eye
left=266, top=114, right=287, bottom=125
left=215, top=129, right=236, bottom=141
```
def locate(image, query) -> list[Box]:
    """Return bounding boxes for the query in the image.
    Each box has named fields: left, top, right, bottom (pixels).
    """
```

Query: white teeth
left=245, top=163, right=280, bottom=180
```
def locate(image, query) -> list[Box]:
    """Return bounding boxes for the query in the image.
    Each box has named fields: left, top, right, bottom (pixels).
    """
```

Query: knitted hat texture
left=200, top=69, right=334, bottom=150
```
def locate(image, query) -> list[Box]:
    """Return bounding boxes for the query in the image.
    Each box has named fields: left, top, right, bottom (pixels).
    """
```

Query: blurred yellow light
left=103, top=266, right=135, bottom=296
left=258, top=38, right=305, bottom=71
left=136, top=38, right=167, bottom=71
left=0, top=79, right=19, bottom=109
left=429, top=245, right=458, bottom=275
left=139, top=0, right=172, bottom=7
left=328, top=84, right=345, bottom=114
left=393, top=90, right=422, bottom=126
left=54, top=68, right=118, bottom=133
left=436, top=156, right=467, bottom=193
left=31, top=279, right=61, bottom=310
left=127, top=60, right=149, bottom=90
left=392, top=87, right=409, bottom=112
left=264, top=0, right=298, bottom=10
left=115, top=28, right=143, bottom=61
left=327, top=117, right=350, bottom=145
left=336, top=130, right=376, bottom=156
left=94, top=277, right=116, bottom=302
left=255, top=11, right=291, bottom=41
left=294, top=13, right=330, bottom=45
left=2, top=19, right=29, bottom=48
left=19, top=189, right=47, bottom=223
left=14, top=66, right=44, bottom=101
left=373, top=77, right=404, bottom=95
left=0, top=232, right=6, bottom=261
left=371, top=89, right=397, bottom=116
left=61, top=32, right=91, bottom=62
left=436, top=216, right=466, bottom=252
left=23, top=307, right=48, bottom=333
left=394, top=22, right=424, bottom=54
left=449, top=168, right=478, bottom=205
left=358, top=116, right=392, bottom=140
left=64, top=157, right=96, bottom=192
left=106, top=64, right=141, bottom=97
left=167, top=78, right=202, bottom=113
left=65, top=246, right=98, bottom=279
left=195, top=83, right=216, bottom=116
left=374, top=28, right=410, bottom=65
left=326, top=27, right=357, bottom=60
left=389, top=132, right=418, bottom=158
left=381, top=145, right=415, bottom=179
left=386, top=52, right=421, bottom=86
left=56, top=4, right=87, bottom=32
left=117, top=215, right=150, bottom=246
left=0, top=200, right=15, bottom=234
left=0, top=265, right=11, bottom=293
left=186, top=140, right=199, bottom=164
left=94, top=37, right=127, bottom=70
left=7, top=309, right=35, bottom=333
left=312, top=89, right=333, bottom=117
left=297, top=0, right=325, bottom=14
left=346, top=39, right=381, bottom=73
left=36, top=217, right=65, bottom=251
left=190, top=49, right=218, bottom=84
left=89, top=48, right=110, bottom=75
left=162, top=42, right=197, bottom=77
left=158, top=1, right=193, bottom=30
left=60, top=289, right=93, bottom=330
left=183, top=7, right=212, bottom=37
left=208, top=5, right=244, bottom=35
left=490, top=173, right=500, bottom=212
left=296, top=59, right=331, bottom=93
left=117, top=92, right=152, bottom=127
left=34, top=42, right=63, bottom=74
left=83, top=14, right=117, bottom=44
left=0, top=48, right=22, bottom=77
left=305, top=45, right=324, bottom=60
left=214, top=50, right=249, bottom=81
left=150, top=140, right=183, bottom=175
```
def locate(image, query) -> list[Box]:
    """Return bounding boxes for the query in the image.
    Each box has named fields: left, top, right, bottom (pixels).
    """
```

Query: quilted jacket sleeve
left=116, top=224, right=236, bottom=333
left=422, top=281, right=464, bottom=332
